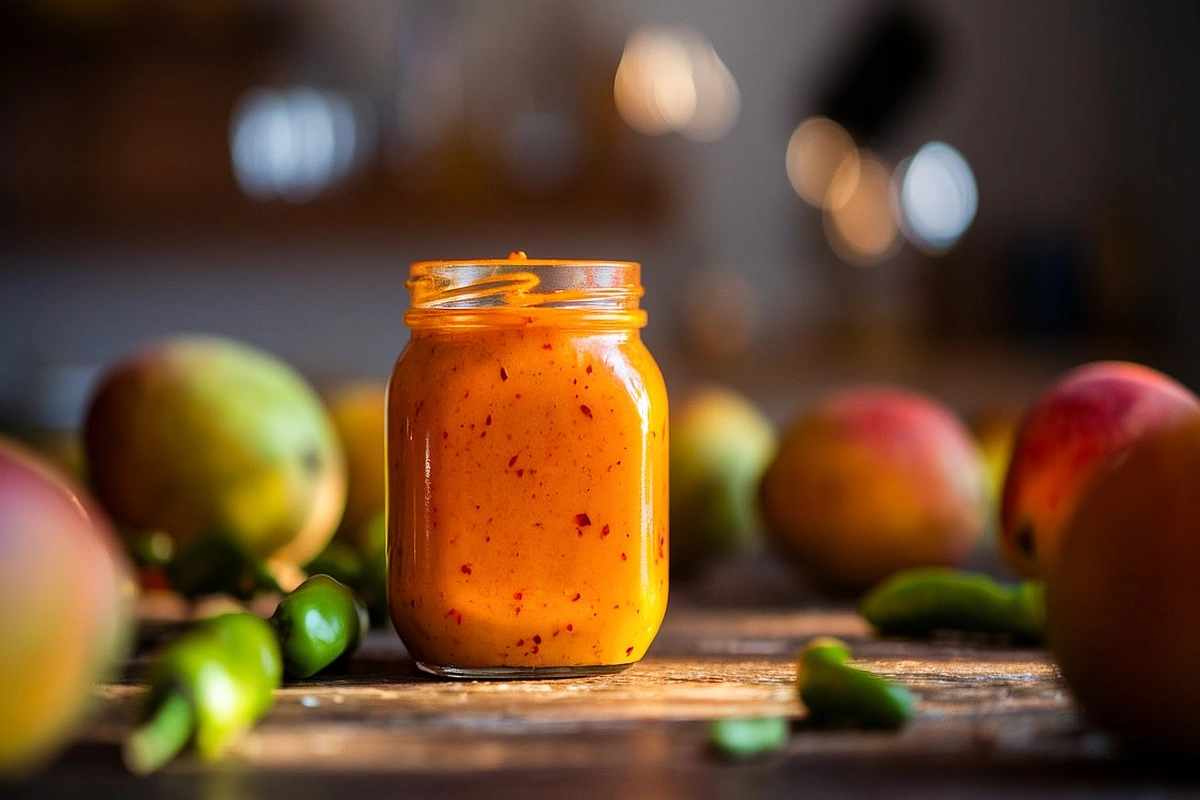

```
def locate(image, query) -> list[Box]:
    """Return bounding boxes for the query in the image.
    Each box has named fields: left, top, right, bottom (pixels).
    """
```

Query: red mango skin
left=0, top=437, right=135, bottom=775
left=1000, top=362, right=1200, bottom=578
left=1046, top=419, right=1200, bottom=755
left=760, top=387, right=987, bottom=594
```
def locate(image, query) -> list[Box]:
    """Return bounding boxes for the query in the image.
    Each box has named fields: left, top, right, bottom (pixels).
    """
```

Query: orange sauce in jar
left=387, top=255, right=668, bottom=678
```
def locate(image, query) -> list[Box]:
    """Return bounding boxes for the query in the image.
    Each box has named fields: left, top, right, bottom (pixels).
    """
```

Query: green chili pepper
left=124, top=613, right=282, bottom=775
left=797, top=636, right=914, bottom=730
left=270, top=574, right=368, bottom=679
left=709, top=717, right=790, bottom=760
left=859, top=567, right=1044, bottom=640
left=165, top=531, right=280, bottom=600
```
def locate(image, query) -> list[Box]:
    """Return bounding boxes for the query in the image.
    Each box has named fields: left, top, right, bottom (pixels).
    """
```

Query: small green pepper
left=797, top=637, right=914, bottom=730
left=709, top=717, right=790, bottom=760
left=270, top=574, right=368, bottom=679
left=165, top=531, right=280, bottom=600
left=859, top=567, right=1044, bottom=640
left=124, top=613, right=282, bottom=774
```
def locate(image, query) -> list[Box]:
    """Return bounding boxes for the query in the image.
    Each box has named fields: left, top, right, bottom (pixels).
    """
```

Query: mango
left=760, top=387, right=987, bottom=593
left=970, top=408, right=1022, bottom=552
left=84, top=335, right=347, bottom=567
left=1045, top=419, right=1200, bottom=754
left=670, top=386, right=776, bottom=575
left=971, top=410, right=1020, bottom=516
left=327, top=382, right=386, bottom=544
left=0, top=436, right=135, bottom=775
left=1000, top=361, right=1199, bottom=577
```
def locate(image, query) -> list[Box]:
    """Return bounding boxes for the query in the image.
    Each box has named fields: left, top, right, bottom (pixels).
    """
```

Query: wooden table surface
left=9, top=579, right=1200, bottom=799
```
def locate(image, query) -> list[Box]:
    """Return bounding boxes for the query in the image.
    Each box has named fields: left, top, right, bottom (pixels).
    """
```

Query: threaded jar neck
left=404, top=256, right=646, bottom=330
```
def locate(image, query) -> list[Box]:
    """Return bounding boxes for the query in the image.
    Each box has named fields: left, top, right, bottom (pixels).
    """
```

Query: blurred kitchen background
left=2, top=0, right=1199, bottom=437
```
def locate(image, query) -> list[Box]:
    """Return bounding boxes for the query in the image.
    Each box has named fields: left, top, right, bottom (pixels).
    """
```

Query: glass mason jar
left=386, top=253, right=669, bottom=678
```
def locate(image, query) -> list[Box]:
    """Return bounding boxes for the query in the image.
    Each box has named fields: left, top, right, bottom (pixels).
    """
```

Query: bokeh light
left=786, top=117, right=859, bottom=209
left=824, top=153, right=900, bottom=265
left=614, top=26, right=739, bottom=142
left=679, top=36, right=740, bottom=142
left=896, top=141, right=978, bottom=252
left=231, top=88, right=367, bottom=203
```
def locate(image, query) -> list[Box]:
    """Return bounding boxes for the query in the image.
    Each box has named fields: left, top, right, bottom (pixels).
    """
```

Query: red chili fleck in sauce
left=570, top=593, right=581, bottom=602
left=580, top=404, right=593, bottom=418
left=620, top=552, right=627, bottom=561
left=461, top=564, right=472, bottom=575
left=485, top=414, right=492, bottom=426
left=508, top=454, right=518, bottom=467
left=543, top=343, right=553, bottom=350
left=566, top=624, right=574, bottom=631
left=516, top=469, right=525, bottom=477
left=625, top=646, right=634, bottom=656
left=513, top=592, right=523, bottom=600
left=601, top=524, right=610, bottom=537
left=446, top=608, right=457, bottom=617
left=533, top=635, right=542, bottom=644
left=517, top=638, right=525, bottom=646
left=575, top=513, right=591, bottom=527
left=586, top=364, right=593, bottom=374
left=500, top=367, right=509, bottom=381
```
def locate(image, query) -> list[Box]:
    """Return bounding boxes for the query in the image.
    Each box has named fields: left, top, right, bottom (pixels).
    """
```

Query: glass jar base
left=416, top=661, right=635, bottom=680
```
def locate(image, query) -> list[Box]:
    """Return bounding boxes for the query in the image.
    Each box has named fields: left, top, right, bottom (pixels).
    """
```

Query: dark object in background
left=1008, top=230, right=1086, bottom=339
left=165, top=531, right=281, bottom=601
left=816, top=3, right=939, bottom=144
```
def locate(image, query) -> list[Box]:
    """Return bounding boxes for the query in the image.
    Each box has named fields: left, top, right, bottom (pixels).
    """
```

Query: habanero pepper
left=270, top=574, right=369, bottom=679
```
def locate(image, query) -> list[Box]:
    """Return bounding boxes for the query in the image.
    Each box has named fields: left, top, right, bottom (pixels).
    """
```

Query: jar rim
left=410, top=257, right=640, bottom=272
